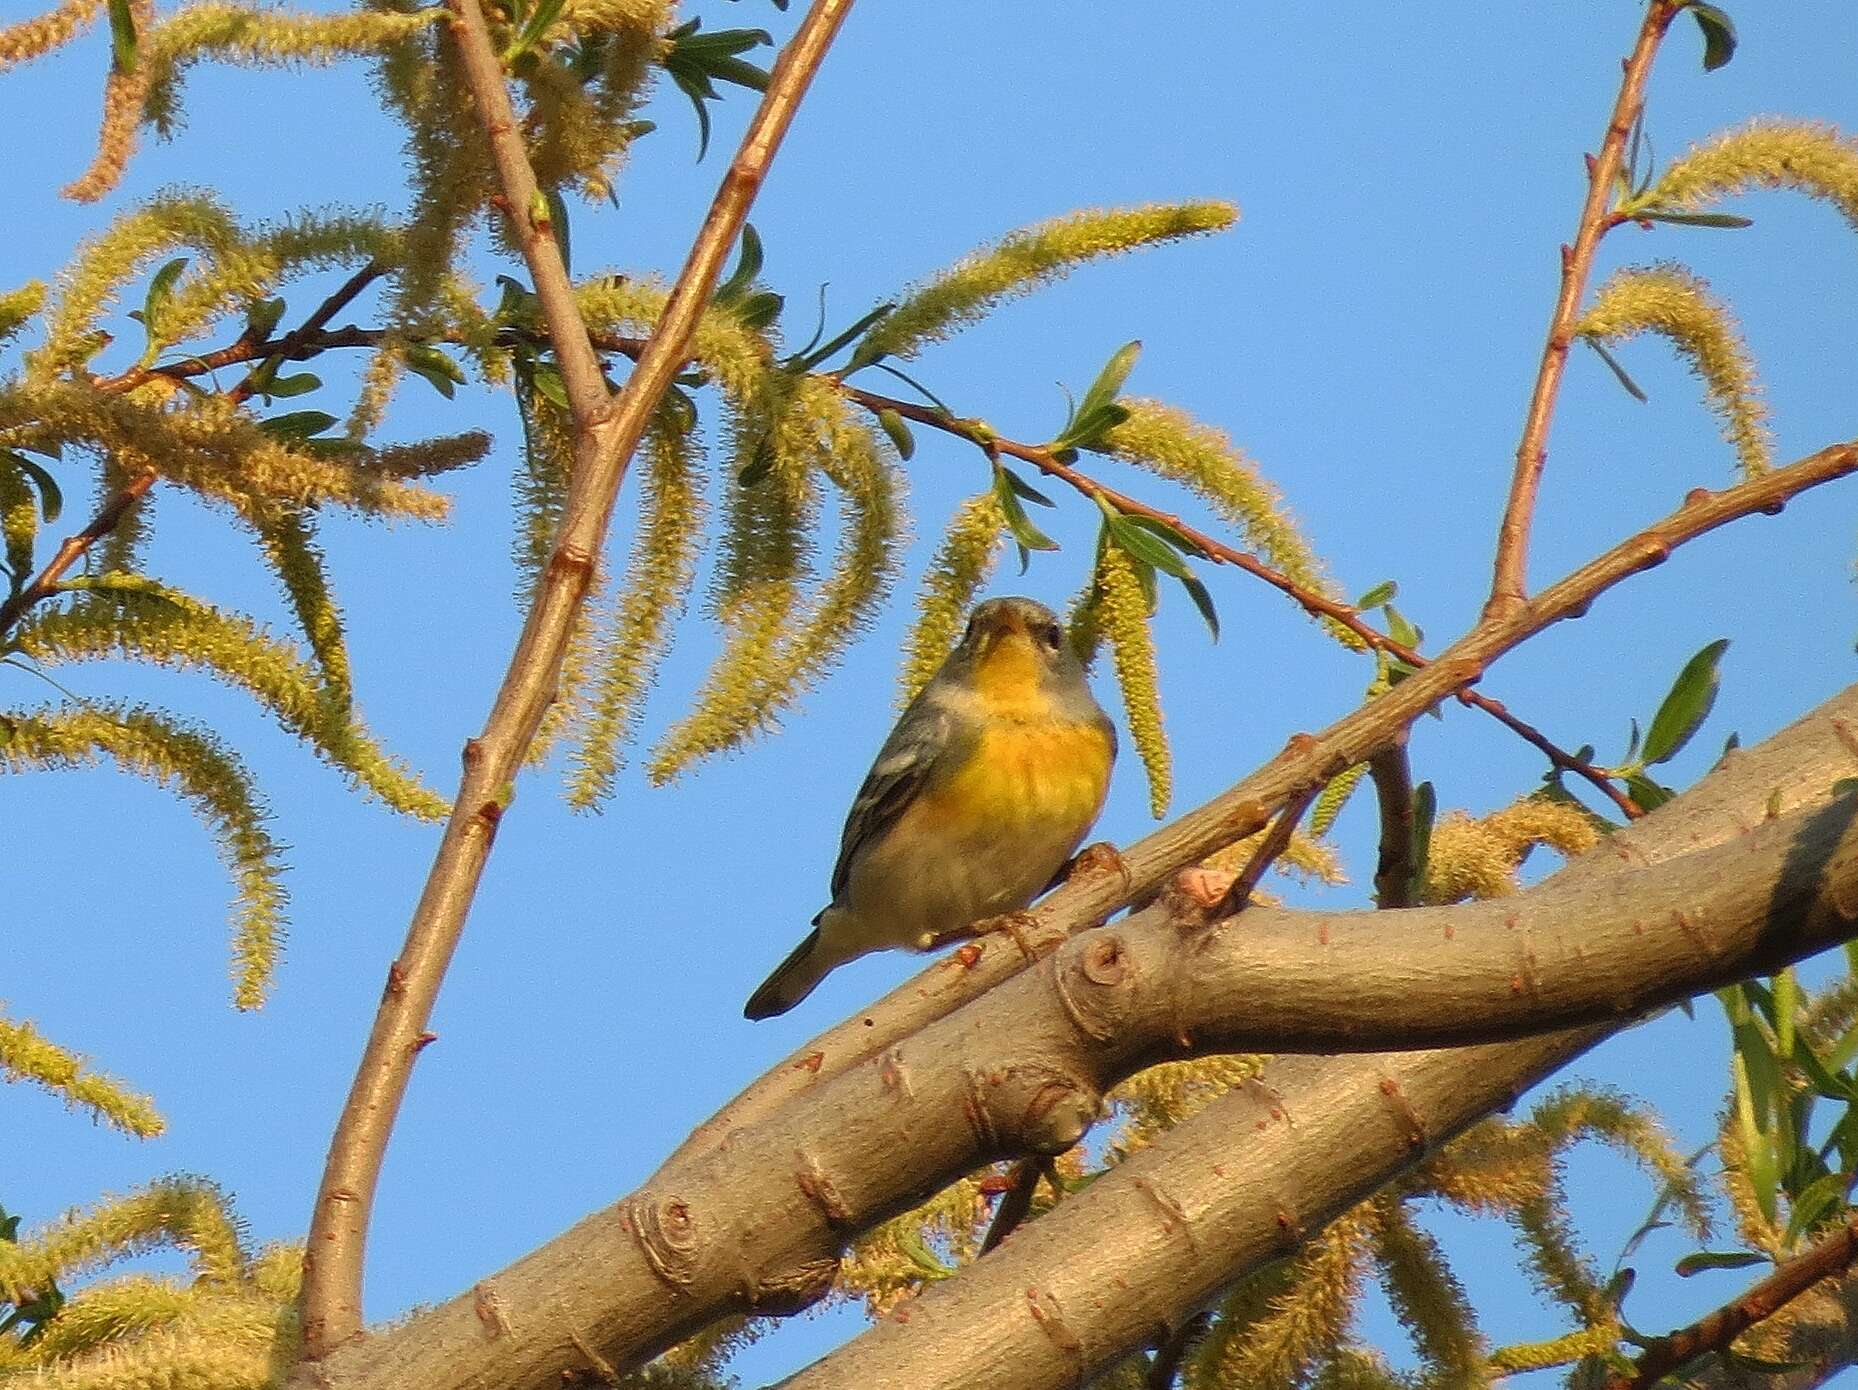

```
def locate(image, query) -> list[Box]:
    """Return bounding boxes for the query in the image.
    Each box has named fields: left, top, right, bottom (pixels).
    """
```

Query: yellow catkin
left=0, top=1177, right=246, bottom=1302
left=63, top=0, right=154, bottom=202
left=1201, top=827, right=1347, bottom=886
left=1485, top=1323, right=1621, bottom=1375
left=1102, top=398, right=1361, bottom=650
left=1368, top=1198, right=1487, bottom=1384
left=1107, top=1055, right=1266, bottom=1150
left=0, top=1013, right=163, bottom=1137
left=1717, top=1110, right=1785, bottom=1255
left=0, top=703, right=288, bottom=1009
left=648, top=383, right=901, bottom=782
left=1310, top=761, right=1370, bottom=837
left=0, top=0, right=104, bottom=69
left=522, top=10, right=658, bottom=202
left=860, top=201, right=1238, bottom=362
left=372, top=430, right=492, bottom=481
left=13, top=581, right=446, bottom=821
left=1577, top=263, right=1773, bottom=478
left=251, top=507, right=351, bottom=708
left=898, top=491, right=1007, bottom=707
left=1200, top=1204, right=1375, bottom=1389
left=0, top=280, right=45, bottom=347
left=1422, top=792, right=1603, bottom=905
left=1096, top=543, right=1169, bottom=817
left=1648, top=119, right=1858, bottom=236
left=568, top=410, right=706, bottom=808
left=0, top=459, right=37, bottom=581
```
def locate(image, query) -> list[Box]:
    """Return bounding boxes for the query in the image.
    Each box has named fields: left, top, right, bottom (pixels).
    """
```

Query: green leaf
left=403, top=344, right=467, bottom=401
left=1076, top=340, right=1141, bottom=421
left=1409, top=780, right=1436, bottom=900
left=545, top=187, right=572, bottom=274
left=1689, top=3, right=1738, bottom=71
left=1354, top=579, right=1397, bottom=609
left=1105, top=513, right=1192, bottom=582
left=788, top=302, right=894, bottom=372
left=1625, top=717, right=1642, bottom=763
left=1783, top=1169, right=1852, bottom=1247
left=1584, top=336, right=1649, bottom=403
left=1774, top=967, right=1797, bottom=1059
left=263, top=371, right=322, bottom=400
left=3, top=450, right=63, bottom=523
left=876, top=408, right=915, bottom=461
left=259, top=410, right=338, bottom=440
left=528, top=362, right=571, bottom=411
left=137, top=256, right=188, bottom=366
left=1000, top=468, right=1055, bottom=508
left=106, top=0, right=137, bottom=70
left=1178, top=569, right=1219, bottom=642
left=1638, top=209, right=1754, bottom=229
left=993, top=464, right=1059, bottom=559
left=737, top=435, right=774, bottom=486
left=715, top=223, right=765, bottom=304
left=1625, top=771, right=1672, bottom=811
left=1674, top=1249, right=1767, bottom=1277
left=1642, top=638, right=1729, bottom=766
left=1384, top=605, right=1422, bottom=651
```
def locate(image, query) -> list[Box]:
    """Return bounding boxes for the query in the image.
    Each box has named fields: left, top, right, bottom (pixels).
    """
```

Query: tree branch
left=1609, top=1217, right=1858, bottom=1390
left=304, top=677, right=1858, bottom=1390
left=779, top=683, right=1858, bottom=1390
left=841, top=382, right=1638, bottom=817
left=1486, top=0, right=1681, bottom=617
left=0, top=266, right=389, bottom=643
left=665, top=439, right=1857, bottom=1171
left=295, top=0, right=859, bottom=1357
left=1369, top=739, right=1416, bottom=908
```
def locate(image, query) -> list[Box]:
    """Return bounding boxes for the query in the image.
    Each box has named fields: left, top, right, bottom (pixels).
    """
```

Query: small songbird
left=744, top=596, right=1118, bottom=1020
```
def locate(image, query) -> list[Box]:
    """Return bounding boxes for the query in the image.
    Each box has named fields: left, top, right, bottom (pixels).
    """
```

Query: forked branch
left=295, top=0, right=859, bottom=1356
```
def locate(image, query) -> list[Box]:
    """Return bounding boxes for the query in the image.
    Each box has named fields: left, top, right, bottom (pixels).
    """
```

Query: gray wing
left=826, top=699, right=956, bottom=904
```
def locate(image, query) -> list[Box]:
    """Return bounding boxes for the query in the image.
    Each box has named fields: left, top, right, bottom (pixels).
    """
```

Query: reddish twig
left=296, top=0, right=859, bottom=1358
left=1218, top=781, right=1321, bottom=916
left=1368, top=740, right=1417, bottom=909
left=1486, top=0, right=1682, bottom=617
left=841, top=384, right=1640, bottom=818
left=1, top=267, right=391, bottom=643
left=979, top=1159, right=1043, bottom=1254
left=1605, top=1215, right=1858, bottom=1390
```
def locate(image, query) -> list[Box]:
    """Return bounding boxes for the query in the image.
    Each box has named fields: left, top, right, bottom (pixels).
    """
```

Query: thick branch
left=295, top=0, right=857, bottom=1357
left=781, top=682, right=1858, bottom=1390
left=1486, top=0, right=1680, bottom=615
left=305, top=678, right=1858, bottom=1390
left=667, top=440, right=1857, bottom=1167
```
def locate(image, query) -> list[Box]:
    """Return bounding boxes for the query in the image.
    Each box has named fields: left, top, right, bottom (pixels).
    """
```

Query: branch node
left=1131, top=1176, right=1198, bottom=1253
left=793, top=1150, right=853, bottom=1227
left=1024, top=1286, right=1085, bottom=1365
left=626, top=1195, right=701, bottom=1291
left=1376, top=1073, right=1429, bottom=1150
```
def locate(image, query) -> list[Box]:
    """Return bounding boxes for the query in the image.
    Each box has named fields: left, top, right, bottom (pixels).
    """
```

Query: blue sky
left=6, top=2, right=1858, bottom=1383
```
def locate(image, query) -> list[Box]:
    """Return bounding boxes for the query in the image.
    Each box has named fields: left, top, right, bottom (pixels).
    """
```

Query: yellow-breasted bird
left=744, top=596, right=1117, bottom=1020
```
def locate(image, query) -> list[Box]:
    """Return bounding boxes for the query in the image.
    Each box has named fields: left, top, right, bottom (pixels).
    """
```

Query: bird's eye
left=1038, top=621, right=1063, bottom=650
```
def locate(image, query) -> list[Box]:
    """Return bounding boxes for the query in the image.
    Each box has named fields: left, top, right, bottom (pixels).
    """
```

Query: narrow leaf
left=1642, top=638, right=1730, bottom=766
left=1585, top=336, right=1649, bottom=402
left=876, top=408, right=915, bottom=460
left=1354, top=579, right=1397, bottom=609
left=1690, top=3, right=1738, bottom=71
left=1674, top=1249, right=1767, bottom=1277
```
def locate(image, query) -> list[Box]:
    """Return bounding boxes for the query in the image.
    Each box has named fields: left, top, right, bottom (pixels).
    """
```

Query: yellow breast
left=924, top=717, right=1114, bottom=832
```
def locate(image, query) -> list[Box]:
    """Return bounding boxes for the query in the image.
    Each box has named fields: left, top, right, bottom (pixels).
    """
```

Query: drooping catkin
left=62, top=0, right=154, bottom=202
left=0, top=1013, right=163, bottom=1137
left=1092, top=543, right=1170, bottom=817
left=1102, top=398, right=1361, bottom=648
left=1577, top=263, right=1772, bottom=478
left=858, top=202, right=1238, bottom=363
left=0, top=704, right=289, bottom=1008
left=898, top=491, right=1007, bottom=706
left=568, top=408, right=707, bottom=808
left=1647, top=119, right=1858, bottom=235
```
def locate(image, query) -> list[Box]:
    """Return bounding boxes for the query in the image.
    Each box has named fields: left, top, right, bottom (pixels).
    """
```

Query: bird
left=744, top=595, right=1117, bottom=1020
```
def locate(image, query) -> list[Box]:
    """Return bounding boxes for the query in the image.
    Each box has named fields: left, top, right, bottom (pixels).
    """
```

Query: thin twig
left=0, top=267, right=392, bottom=642
left=1218, top=782, right=1320, bottom=916
left=1485, top=0, right=1682, bottom=617
left=1147, top=1312, right=1213, bottom=1390
left=1605, top=1215, right=1858, bottom=1390
left=670, top=439, right=1858, bottom=1165
left=1369, top=739, right=1416, bottom=909
left=227, top=261, right=387, bottom=406
left=296, top=0, right=859, bottom=1358
left=979, top=1160, right=1041, bottom=1254
left=841, top=384, right=1638, bottom=817
left=74, top=305, right=1642, bottom=821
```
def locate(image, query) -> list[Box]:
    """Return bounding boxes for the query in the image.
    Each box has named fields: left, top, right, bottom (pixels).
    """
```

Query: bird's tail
left=743, top=926, right=831, bottom=1021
